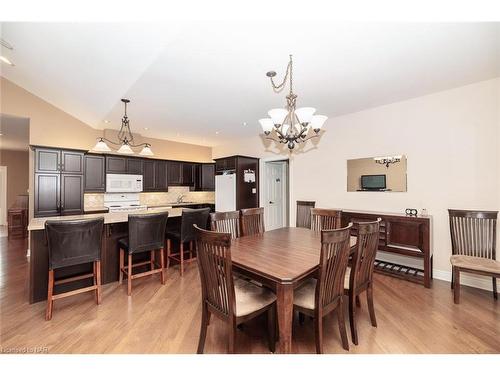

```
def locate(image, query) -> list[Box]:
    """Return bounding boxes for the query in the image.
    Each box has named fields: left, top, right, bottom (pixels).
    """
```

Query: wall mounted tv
left=360, top=174, right=387, bottom=191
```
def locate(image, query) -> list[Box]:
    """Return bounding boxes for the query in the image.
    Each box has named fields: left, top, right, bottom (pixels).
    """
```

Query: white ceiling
left=0, top=114, right=30, bottom=151
left=1, top=22, right=499, bottom=147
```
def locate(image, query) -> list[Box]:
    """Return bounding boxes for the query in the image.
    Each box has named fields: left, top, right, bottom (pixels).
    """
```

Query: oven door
left=106, top=174, right=143, bottom=193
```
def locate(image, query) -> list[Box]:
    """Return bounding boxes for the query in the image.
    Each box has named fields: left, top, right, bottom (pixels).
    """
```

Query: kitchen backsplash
left=84, top=187, right=215, bottom=211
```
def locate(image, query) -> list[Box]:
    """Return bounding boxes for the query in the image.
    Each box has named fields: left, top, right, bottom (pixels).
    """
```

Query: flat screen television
left=360, top=174, right=386, bottom=190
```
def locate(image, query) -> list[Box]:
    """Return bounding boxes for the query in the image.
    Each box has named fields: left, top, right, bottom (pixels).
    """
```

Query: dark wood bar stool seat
left=194, top=225, right=276, bottom=354
left=344, top=218, right=381, bottom=345
left=296, top=200, right=315, bottom=229
left=119, top=212, right=169, bottom=296
left=166, top=207, right=210, bottom=276
left=240, top=207, right=265, bottom=236
left=44, top=217, right=104, bottom=320
left=311, top=208, right=342, bottom=231
left=448, top=209, right=499, bottom=303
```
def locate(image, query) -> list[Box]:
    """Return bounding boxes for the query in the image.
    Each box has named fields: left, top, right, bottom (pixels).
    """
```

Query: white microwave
left=106, top=174, right=143, bottom=193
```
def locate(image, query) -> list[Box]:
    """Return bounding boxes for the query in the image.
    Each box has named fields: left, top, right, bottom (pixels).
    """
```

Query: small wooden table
left=230, top=227, right=356, bottom=354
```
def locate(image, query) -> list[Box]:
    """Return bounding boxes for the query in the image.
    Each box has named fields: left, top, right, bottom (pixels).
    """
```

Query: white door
left=0, top=166, right=7, bottom=226
left=265, top=161, right=288, bottom=231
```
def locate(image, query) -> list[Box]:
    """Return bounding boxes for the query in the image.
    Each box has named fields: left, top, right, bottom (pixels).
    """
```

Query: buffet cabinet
left=341, top=210, right=433, bottom=288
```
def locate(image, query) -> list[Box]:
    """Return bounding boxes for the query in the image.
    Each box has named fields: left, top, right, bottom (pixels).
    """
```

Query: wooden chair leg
left=166, top=239, right=171, bottom=269
left=355, top=295, right=361, bottom=307
left=349, top=291, right=359, bottom=345
left=314, top=313, right=323, bottom=354
left=197, top=304, right=209, bottom=354
left=119, top=248, right=124, bottom=284
left=127, top=254, right=132, bottom=296
left=189, top=240, right=193, bottom=260
left=180, top=243, right=184, bottom=276
left=451, top=270, right=454, bottom=290
left=453, top=267, right=460, bottom=304
left=160, top=247, right=165, bottom=285
left=96, top=260, right=102, bottom=305
left=338, top=299, right=349, bottom=351
left=367, top=285, right=377, bottom=327
left=228, top=321, right=236, bottom=354
left=150, top=250, right=155, bottom=271
left=493, top=277, right=497, bottom=300
left=267, top=305, right=276, bottom=353
left=45, top=269, right=54, bottom=320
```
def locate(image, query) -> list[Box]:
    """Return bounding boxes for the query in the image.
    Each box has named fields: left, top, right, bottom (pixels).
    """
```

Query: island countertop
left=28, top=207, right=184, bottom=231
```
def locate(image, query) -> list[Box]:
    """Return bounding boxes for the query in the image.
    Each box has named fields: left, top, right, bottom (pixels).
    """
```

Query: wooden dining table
left=230, top=227, right=357, bottom=354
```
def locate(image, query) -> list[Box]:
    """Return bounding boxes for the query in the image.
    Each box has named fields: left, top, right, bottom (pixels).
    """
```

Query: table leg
left=276, top=282, right=294, bottom=354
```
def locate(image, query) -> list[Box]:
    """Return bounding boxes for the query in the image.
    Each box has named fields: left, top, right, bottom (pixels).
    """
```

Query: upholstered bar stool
left=44, top=217, right=104, bottom=320
left=118, top=212, right=169, bottom=296
left=166, top=207, right=210, bottom=276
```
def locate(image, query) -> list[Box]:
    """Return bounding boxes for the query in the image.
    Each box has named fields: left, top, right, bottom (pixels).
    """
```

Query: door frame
left=0, top=166, right=7, bottom=225
left=260, top=157, right=290, bottom=229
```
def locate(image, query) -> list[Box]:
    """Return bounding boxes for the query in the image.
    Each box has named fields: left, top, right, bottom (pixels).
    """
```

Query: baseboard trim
left=433, top=269, right=494, bottom=292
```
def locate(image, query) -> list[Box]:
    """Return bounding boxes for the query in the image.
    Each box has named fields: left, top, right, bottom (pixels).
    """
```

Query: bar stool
left=166, top=207, right=210, bottom=276
left=118, top=212, right=169, bottom=296
left=44, top=217, right=104, bottom=320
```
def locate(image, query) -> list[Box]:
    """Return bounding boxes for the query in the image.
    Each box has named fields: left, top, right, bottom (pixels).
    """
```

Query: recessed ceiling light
left=0, top=133, right=3, bottom=136
left=143, top=127, right=149, bottom=130
left=243, top=122, right=247, bottom=126
left=0, top=56, right=14, bottom=66
left=103, top=120, right=110, bottom=124
left=215, top=131, right=219, bottom=135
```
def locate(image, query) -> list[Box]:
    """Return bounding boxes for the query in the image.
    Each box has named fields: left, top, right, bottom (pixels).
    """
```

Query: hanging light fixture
left=259, top=55, right=327, bottom=150
left=91, top=99, right=154, bottom=156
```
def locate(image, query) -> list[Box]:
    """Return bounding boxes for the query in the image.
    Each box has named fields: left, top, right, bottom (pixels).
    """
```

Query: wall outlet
left=252, top=188, right=256, bottom=194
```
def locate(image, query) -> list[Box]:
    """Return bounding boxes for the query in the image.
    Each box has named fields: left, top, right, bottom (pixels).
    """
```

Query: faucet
left=176, top=194, right=186, bottom=204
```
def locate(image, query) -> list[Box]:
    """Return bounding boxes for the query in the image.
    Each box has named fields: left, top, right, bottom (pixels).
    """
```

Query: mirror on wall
left=347, top=155, right=407, bottom=192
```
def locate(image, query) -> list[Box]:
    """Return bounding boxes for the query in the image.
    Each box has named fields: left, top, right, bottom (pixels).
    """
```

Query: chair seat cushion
left=118, top=237, right=129, bottom=251
left=450, top=255, right=500, bottom=274
left=293, top=278, right=316, bottom=310
left=234, top=278, right=276, bottom=317
left=344, top=266, right=351, bottom=290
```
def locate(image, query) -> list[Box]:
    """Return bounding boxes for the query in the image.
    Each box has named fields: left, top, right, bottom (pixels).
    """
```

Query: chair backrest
left=194, top=224, right=235, bottom=319
left=181, top=207, right=211, bottom=243
left=351, top=219, right=381, bottom=289
left=45, top=217, right=104, bottom=270
left=316, top=224, right=352, bottom=310
left=210, top=210, right=241, bottom=239
left=296, top=200, right=316, bottom=228
left=448, top=209, right=498, bottom=260
left=128, top=212, right=169, bottom=254
left=240, top=207, right=265, bottom=236
left=311, top=208, right=342, bottom=231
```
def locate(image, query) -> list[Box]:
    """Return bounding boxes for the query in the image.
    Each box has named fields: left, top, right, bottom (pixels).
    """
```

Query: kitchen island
left=28, top=207, right=185, bottom=303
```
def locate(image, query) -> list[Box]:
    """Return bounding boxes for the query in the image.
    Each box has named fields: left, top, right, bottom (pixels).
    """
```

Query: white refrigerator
left=215, top=174, right=236, bottom=212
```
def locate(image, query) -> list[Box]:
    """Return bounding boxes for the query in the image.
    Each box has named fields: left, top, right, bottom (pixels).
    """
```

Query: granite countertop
left=28, top=207, right=184, bottom=231
left=83, top=206, right=109, bottom=212
left=147, top=202, right=215, bottom=208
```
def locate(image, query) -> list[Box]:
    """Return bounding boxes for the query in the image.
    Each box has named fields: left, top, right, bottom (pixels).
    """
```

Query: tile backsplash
left=84, top=187, right=215, bottom=211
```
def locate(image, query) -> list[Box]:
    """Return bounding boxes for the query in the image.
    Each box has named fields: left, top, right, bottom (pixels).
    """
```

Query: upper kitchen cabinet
left=182, top=162, right=195, bottom=186
left=195, top=163, right=215, bottom=191
left=143, top=160, right=156, bottom=191
left=127, top=158, right=144, bottom=175
left=215, top=157, right=236, bottom=172
left=155, top=160, right=168, bottom=190
left=35, top=148, right=84, bottom=174
left=105, top=156, right=127, bottom=174
left=84, top=155, right=106, bottom=192
left=167, top=161, right=183, bottom=185
left=61, top=150, right=84, bottom=174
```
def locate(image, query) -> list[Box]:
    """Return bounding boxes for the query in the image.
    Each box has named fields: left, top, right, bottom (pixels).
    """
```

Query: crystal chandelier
left=259, top=55, right=327, bottom=150
left=92, top=99, right=153, bottom=156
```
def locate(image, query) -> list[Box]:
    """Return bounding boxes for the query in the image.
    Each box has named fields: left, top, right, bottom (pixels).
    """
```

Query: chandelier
left=92, top=99, right=154, bottom=156
left=374, top=155, right=402, bottom=168
left=259, top=55, right=327, bottom=150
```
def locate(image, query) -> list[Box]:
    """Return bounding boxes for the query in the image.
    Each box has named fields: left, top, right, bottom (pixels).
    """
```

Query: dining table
left=230, top=226, right=357, bottom=354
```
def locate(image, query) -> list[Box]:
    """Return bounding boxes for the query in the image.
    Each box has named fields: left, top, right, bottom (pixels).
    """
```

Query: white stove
left=104, top=193, right=147, bottom=213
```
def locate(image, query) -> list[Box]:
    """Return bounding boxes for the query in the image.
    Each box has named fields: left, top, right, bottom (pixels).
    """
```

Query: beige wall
left=0, top=150, right=29, bottom=208
left=347, top=156, right=407, bottom=192
left=213, top=78, right=500, bottom=289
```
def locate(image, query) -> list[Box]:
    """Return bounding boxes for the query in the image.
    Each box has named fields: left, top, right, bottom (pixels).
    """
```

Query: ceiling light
left=117, top=143, right=134, bottom=154
left=103, top=120, right=110, bottom=124
left=0, top=56, right=14, bottom=66
left=139, top=144, right=154, bottom=156
left=215, top=131, right=219, bottom=135
left=243, top=122, right=247, bottom=126
left=92, top=138, right=112, bottom=153
left=143, top=127, right=149, bottom=130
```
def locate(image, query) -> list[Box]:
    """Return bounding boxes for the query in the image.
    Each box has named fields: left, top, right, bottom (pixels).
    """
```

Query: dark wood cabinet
left=215, top=157, right=236, bottom=173
left=61, top=150, right=84, bottom=174
left=127, top=158, right=144, bottom=175
left=143, top=160, right=156, bottom=191
left=182, top=163, right=195, bottom=186
left=155, top=160, right=168, bottom=190
left=195, top=163, right=215, bottom=191
left=84, top=155, right=105, bottom=192
left=61, top=174, right=84, bottom=215
left=35, top=148, right=61, bottom=173
left=105, top=156, right=127, bottom=174
left=34, top=173, right=60, bottom=217
left=167, top=161, right=183, bottom=185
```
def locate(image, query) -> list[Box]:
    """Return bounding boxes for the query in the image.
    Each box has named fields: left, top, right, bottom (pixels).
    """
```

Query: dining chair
left=448, top=209, right=499, bottom=303
left=344, top=218, right=381, bottom=345
left=293, top=223, right=353, bottom=353
left=194, top=225, right=276, bottom=354
left=166, top=207, right=211, bottom=276
left=119, top=212, right=169, bottom=295
left=44, top=217, right=104, bottom=320
left=210, top=211, right=241, bottom=239
left=240, top=207, right=265, bottom=236
left=296, top=200, right=315, bottom=229
left=311, top=208, right=342, bottom=231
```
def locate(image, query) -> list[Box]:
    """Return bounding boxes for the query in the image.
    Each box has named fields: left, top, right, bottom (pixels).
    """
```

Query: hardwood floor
left=1, top=236, right=499, bottom=354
